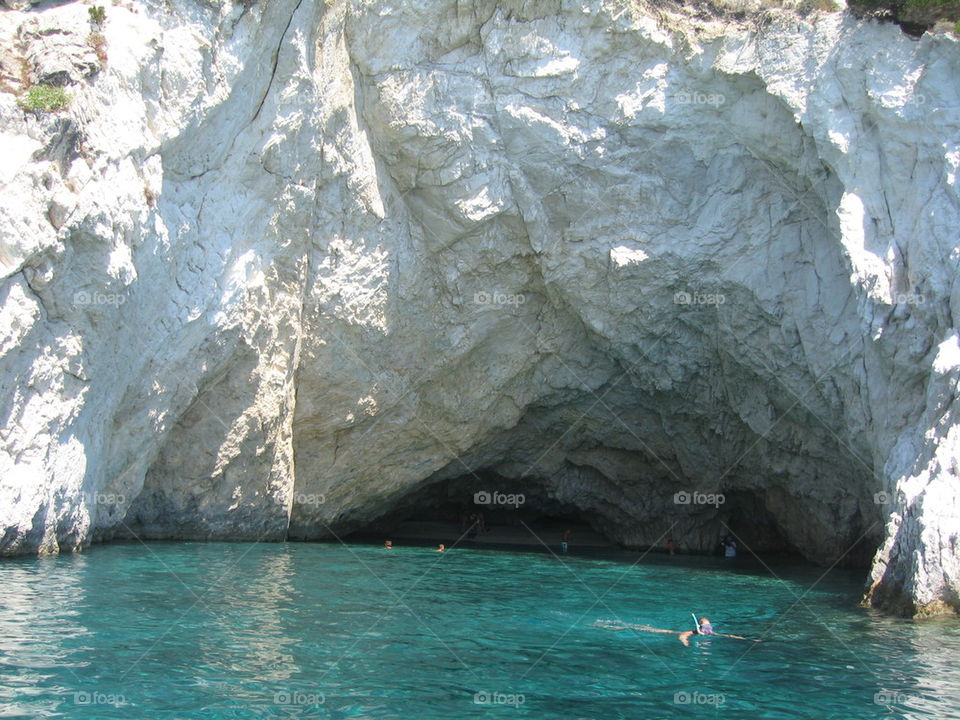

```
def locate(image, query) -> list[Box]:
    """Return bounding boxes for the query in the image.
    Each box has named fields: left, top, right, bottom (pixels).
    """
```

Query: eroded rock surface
left=0, top=0, right=958, bottom=617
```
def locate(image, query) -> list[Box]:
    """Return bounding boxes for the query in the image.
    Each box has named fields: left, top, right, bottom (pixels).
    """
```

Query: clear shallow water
left=1, top=542, right=958, bottom=719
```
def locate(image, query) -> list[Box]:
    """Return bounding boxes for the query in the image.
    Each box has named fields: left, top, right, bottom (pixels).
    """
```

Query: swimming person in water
left=436, top=543, right=446, bottom=552
left=383, top=540, right=393, bottom=549
left=593, top=616, right=759, bottom=646
left=679, top=617, right=735, bottom=646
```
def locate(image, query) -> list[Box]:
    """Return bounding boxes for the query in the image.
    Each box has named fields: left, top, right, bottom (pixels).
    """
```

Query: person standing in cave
left=561, top=528, right=572, bottom=553
left=723, top=537, right=737, bottom=558
left=666, top=537, right=677, bottom=556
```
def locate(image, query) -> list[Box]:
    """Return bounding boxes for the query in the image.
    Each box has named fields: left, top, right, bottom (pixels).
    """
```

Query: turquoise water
left=1, top=542, right=959, bottom=719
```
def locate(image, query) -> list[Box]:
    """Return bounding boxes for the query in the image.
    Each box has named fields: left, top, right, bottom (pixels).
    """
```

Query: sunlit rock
left=0, top=0, right=957, bottom=617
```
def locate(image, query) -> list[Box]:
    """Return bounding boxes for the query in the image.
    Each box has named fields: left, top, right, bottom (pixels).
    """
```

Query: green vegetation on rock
left=17, top=84, right=71, bottom=113
left=88, top=5, right=106, bottom=25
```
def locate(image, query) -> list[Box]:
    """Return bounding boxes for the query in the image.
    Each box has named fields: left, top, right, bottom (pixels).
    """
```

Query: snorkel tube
left=691, top=613, right=700, bottom=634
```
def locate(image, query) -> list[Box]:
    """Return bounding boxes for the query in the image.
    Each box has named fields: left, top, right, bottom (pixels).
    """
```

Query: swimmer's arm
left=713, top=632, right=762, bottom=642
left=635, top=625, right=681, bottom=635
left=592, top=621, right=680, bottom=635
left=591, top=621, right=627, bottom=630
left=620, top=624, right=682, bottom=635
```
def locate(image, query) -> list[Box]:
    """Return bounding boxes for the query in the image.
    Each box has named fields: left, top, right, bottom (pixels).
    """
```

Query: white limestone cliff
left=0, top=0, right=957, bottom=617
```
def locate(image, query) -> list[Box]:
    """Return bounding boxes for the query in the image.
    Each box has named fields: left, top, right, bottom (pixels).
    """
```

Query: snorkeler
left=593, top=616, right=759, bottom=646
left=678, top=616, right=748, bottom=646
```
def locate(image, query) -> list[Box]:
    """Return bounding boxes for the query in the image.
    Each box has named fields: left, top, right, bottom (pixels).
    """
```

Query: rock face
left=0, top=0, right=958, bottom=617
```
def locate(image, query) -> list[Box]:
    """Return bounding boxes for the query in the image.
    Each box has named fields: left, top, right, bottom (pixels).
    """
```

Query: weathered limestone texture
left=0, top=0, right=957, bottom=616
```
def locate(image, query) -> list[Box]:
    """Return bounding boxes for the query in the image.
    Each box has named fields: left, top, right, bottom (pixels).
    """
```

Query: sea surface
left=1, top=541, right=958, bottom=719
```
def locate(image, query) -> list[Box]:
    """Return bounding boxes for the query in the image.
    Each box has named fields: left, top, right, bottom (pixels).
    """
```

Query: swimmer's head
left=699, top=617, right=710, bottom=625
left=384, top=540, right=393, bottom=548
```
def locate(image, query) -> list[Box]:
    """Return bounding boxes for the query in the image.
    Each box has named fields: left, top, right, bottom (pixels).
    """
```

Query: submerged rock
left=0, top=0, right=957, bottom=618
